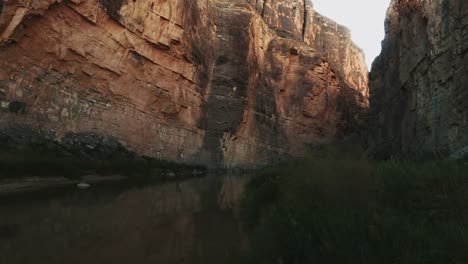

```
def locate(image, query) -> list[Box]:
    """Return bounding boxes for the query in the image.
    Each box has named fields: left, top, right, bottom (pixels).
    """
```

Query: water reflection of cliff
left=0, top=174, right=250, bottom=264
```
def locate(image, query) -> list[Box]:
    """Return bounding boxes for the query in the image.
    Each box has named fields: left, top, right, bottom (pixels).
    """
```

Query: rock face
left=369, top=0, right=468, bottom=159
left=0, top=0, right=368, bottom=168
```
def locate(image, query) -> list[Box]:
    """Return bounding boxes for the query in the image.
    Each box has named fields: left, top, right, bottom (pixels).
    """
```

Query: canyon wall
left=369, top=0, right=468, bottom=159
left=0, top=0, right=368, bottom=168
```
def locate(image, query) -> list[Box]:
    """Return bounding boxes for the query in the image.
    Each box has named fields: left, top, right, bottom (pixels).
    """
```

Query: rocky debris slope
left=369, top=0, right=468, bottom=159
left=0, top=0, right=368, bottom=168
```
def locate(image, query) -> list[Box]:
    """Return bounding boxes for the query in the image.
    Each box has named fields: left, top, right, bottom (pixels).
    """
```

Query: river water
left=0, top=174, right=250, bottom=264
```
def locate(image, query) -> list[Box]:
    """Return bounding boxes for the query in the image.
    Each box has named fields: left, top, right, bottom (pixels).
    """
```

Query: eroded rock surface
left=369, top=0, right=468, bottom=159
left=0, top=0, right=368, bottom=168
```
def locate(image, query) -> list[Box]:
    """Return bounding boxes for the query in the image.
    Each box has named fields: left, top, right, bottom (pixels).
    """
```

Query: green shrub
left=242, top=146, right=468, bottom=264
left=0, top=147, right=207, bottom=180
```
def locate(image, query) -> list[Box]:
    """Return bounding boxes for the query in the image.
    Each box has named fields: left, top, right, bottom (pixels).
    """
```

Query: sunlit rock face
left=0, top=0, right=368, bottom=168
left=369, top=0, right=468, bottom=159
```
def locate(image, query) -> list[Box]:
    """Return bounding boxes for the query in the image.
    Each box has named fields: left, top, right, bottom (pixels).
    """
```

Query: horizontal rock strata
left=0, top=0, right=368, bottom=168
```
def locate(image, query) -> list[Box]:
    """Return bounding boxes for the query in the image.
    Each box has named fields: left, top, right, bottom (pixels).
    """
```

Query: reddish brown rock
left=0, top=0, right=368, bottom=168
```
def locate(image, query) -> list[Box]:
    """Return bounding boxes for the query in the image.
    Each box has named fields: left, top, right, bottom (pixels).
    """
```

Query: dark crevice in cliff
left=100, top=0, right=125, bottom=23
left=0, top=0, right=3, bottom=16
left=301, top=0, right=308, bottom=41
left=261, top=0, right=267, bottom=18
left=441, top=0, right=450, bottom=37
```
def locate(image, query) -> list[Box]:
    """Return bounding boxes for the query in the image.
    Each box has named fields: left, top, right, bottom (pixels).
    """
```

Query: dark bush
left=242, top=145, right=468, bottom=264
left=0, top=131, right=207, bottom=181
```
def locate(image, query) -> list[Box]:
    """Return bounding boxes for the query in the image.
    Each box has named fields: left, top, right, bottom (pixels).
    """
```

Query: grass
left=241, top=145, right=468, bottom=264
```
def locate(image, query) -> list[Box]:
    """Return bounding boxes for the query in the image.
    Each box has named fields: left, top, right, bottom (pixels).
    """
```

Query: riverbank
left=0, top=175, right=127, bottom=196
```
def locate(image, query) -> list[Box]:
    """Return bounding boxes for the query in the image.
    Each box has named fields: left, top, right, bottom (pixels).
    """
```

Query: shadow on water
left=0, top=173, right=251, bottom=264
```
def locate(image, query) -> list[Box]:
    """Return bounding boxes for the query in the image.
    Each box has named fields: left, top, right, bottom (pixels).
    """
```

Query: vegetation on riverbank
left=241, top=145, right=468, bottom=264
left=0, top=129, right=206, bottom=181
left=0, top=147, right=206, bottom=181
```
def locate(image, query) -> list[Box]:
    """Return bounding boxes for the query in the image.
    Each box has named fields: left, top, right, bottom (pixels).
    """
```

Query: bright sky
left=312, top=0, right=391, bottom=68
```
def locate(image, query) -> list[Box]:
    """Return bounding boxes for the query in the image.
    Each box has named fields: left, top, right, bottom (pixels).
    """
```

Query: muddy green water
left=0, top=174, right=250, bottom=264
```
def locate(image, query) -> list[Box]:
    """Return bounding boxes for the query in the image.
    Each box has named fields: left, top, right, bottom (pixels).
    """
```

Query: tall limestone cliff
left=369, top=0, right=468, bottom=159
left=0, top=0, right=368, bottom=168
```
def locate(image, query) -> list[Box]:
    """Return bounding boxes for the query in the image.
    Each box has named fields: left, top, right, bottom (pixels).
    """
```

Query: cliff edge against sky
left=0, top=0, right=368, bottom=168
left=369, top=0, right=468, bottom=159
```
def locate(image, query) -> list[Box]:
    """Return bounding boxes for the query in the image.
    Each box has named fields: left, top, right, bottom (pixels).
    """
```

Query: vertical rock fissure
left=301, top=0, right=307, bottom=41
left=261, top=0, right=267, bottom=18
